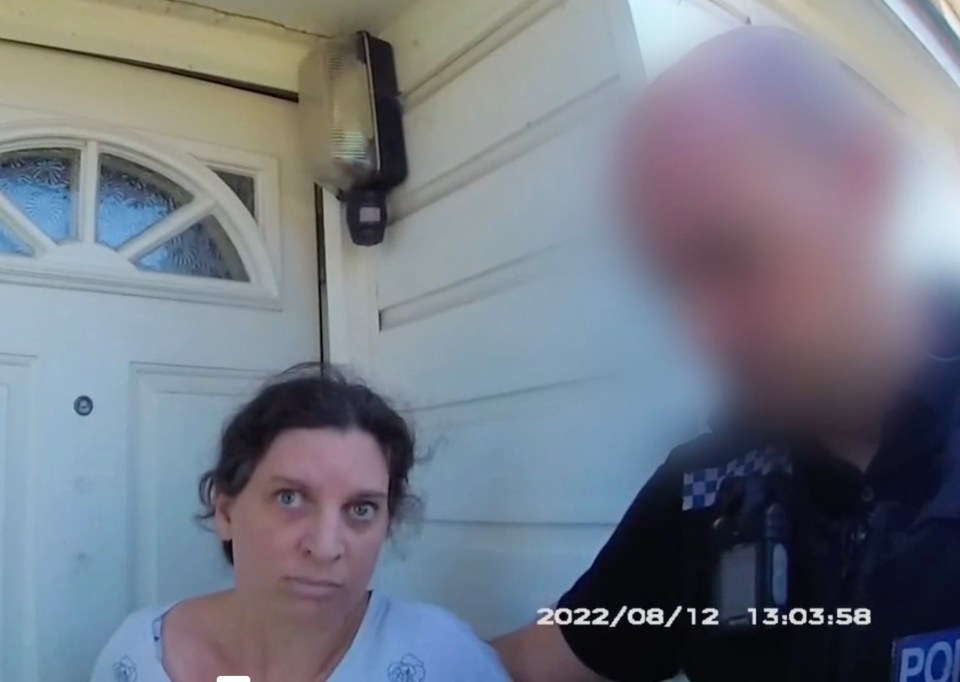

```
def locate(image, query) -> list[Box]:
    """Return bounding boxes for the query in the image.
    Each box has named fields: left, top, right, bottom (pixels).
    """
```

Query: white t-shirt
left=90, top=591, right=510, bottom=682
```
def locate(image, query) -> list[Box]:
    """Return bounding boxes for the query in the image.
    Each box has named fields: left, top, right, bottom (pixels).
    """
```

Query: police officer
left=492, top=26, right=960, bottom=682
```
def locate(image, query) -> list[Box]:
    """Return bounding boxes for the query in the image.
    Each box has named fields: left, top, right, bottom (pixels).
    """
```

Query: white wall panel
left=377, top=115, right=612, bottom=309
left=373, top=521, right=616, bottom=637
left=395, top=0, right=621, bottom=195
left=366, top=0, right=687, bottom=637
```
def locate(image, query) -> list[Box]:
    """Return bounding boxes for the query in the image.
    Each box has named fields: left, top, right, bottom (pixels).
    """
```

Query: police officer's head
left=619, top=26, right=910, bottom=431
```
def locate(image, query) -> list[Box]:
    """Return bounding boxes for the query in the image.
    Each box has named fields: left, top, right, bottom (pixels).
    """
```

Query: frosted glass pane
left=213, top=170, right=256, bottom=218
left=0, top=148, right=79, bottom=242
left=135, top=216, right=248, bottom=281
left=0, top=222, right=33, bottom=256
left=97, top=154, right=193, bottom=249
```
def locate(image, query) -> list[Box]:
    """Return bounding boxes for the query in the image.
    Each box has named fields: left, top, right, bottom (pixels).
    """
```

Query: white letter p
left=900, top=647, right=925, bottom=682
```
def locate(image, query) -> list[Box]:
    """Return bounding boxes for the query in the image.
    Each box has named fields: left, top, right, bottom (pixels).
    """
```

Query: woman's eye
left=349, top=502, right=378, bottom=521
left=276, top=490, right=304, bottom=509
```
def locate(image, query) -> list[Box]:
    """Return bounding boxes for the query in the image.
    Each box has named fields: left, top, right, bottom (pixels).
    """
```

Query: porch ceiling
left=0, top=0, right=424, bottom=94
left=99, top=0, right=418, bottom=35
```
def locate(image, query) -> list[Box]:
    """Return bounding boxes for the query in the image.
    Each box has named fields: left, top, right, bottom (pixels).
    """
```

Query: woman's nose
left=299, top=511, right=346, bottom=561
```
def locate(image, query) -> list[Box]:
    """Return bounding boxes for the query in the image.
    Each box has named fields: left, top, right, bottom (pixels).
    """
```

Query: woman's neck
left=222, top=590, right=370, bottom=681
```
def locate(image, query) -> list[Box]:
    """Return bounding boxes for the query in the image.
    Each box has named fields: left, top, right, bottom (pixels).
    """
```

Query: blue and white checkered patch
left=681, top=447, right=792, bottom=511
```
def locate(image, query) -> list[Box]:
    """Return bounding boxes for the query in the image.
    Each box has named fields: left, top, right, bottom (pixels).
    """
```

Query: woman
left=92, top=363, right=509, bottom=681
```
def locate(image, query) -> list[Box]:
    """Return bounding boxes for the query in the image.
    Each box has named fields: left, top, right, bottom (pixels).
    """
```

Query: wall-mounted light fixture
left=299, top=31, right=408, bottom=246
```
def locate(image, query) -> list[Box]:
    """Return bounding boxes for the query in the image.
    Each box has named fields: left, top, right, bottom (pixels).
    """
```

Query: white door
left=0, top=42, right=319, bottom=680
left=320, top=0, right=713, bottom=638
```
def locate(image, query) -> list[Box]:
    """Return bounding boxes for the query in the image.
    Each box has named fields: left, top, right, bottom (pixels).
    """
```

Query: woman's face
left=215, top=428, right=391, bottom=622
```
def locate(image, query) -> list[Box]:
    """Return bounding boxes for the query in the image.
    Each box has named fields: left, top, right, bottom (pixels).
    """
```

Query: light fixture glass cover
left=298, top=33, right=379, bottom=192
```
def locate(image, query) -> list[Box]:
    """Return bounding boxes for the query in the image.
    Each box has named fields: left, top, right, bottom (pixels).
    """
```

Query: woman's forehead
left=255, top=428, right=390, bottom=490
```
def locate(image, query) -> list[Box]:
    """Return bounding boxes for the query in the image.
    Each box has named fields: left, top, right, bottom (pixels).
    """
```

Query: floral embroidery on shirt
left=387, top=654, right=426, bottom=682
left=113, top=656, right=138, bottom=682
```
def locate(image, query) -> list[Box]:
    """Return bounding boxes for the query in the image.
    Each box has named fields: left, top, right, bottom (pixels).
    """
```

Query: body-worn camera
left=710, top=473, right=792, bottom=632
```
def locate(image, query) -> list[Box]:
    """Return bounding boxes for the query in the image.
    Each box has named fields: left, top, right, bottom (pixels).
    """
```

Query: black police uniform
left=557, top=321, right=960, bottom=681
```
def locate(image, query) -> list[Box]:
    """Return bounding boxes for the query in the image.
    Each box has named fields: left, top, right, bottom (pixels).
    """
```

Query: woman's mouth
left=284, top=577, right=345, bottom=598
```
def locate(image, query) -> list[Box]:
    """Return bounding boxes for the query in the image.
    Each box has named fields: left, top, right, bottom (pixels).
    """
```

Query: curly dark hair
left=198, top=362, right=420, bottom=564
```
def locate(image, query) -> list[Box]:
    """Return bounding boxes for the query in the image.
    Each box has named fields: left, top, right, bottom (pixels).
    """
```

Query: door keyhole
left=74, top=395, right=93, bottom=416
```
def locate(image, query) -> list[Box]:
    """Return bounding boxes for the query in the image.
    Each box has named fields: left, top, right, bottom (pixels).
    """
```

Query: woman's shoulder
left=90, top=603, right=174, bottom=682
left=363, top=593, right=509, bottom=680
left=377, top=595, right=479, bottom=636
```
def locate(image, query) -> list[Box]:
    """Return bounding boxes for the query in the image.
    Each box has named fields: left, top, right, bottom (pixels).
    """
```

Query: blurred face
left=624, top=84, right=889, bottom=427
left=215, top=428, right=390, bottom=623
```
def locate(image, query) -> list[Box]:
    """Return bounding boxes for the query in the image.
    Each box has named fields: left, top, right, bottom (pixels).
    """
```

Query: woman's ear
left=214, top=493, right=235, bottom=543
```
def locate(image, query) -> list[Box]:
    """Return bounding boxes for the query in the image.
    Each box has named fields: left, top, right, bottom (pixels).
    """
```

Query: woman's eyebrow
left=267, top=477, right=388, bottom=500
left=352, top=490, right=389, bottom=500
left=267, top=475, right=309, bottom=488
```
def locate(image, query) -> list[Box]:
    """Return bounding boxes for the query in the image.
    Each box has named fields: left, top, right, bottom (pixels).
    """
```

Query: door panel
left=129, top=365, right=268, bottom=607
left=0, top=354, right=37, bottom=682
left=0, top=41, right=318, bottom=680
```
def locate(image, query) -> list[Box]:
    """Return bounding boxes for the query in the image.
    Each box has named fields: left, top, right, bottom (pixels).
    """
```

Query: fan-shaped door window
left=0, top=127, right=277, bottom=306
left=96, top=153, right=193, bottom=249
left=0, top=147, right=80, bottom=244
